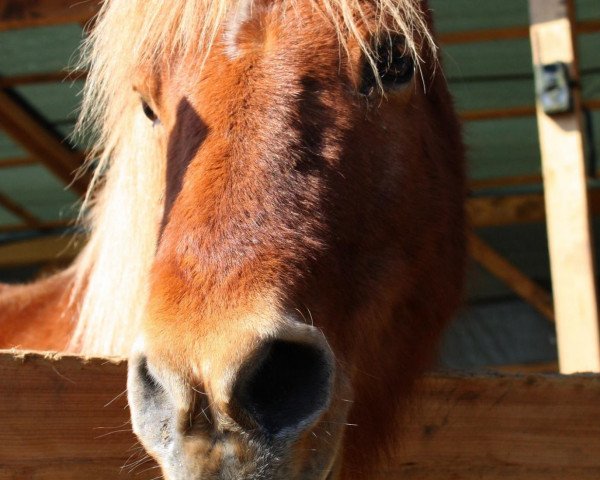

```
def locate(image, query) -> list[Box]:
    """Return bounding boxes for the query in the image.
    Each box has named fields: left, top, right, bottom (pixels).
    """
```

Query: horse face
left=127, top=1, right=464, bottom=478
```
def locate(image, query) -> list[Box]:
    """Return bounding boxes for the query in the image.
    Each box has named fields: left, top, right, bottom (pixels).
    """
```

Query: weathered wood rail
left=1, top=350, right=599, bottom=479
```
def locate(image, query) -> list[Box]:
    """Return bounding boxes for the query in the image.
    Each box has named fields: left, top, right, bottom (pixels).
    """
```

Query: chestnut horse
left=0, top=0, right=465, bottom=478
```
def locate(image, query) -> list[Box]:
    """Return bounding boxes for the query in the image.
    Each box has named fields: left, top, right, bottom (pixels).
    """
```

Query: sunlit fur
left=71, top=0, right=436, bottom=355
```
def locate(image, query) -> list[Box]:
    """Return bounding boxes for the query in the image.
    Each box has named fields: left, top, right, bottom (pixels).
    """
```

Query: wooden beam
left=0, top=90, right=89, bottom=196
left=468, top=233, right=555, bottom=322
left=0, top=192, right=41, bottom=228
left=0, top=0, right=99, bottom=30
left=459, top=99, right=600, bottom=123
left=439, top=19, right=600, bottom=45
left=586, top=98, right=600, bottom=111
left=460, top=105, right=537, bottom=122
left=469, top=174, right=542, bottom=191
left=467, top=192, right=547, bottom=227
left=529, top=0, right=600, bottom=373
left=1, top=351, right=599, bottom=479
left=468, top=188, right=600, bottom=227
left=0, top=156, right=37, bottom=168
left=440, top=25, right=530, bottom=45
left=0, top=70, right=87, bottom=88
left=0, top=233, right=84, bottom=267
left=487, top=361, right=559, bottom=374
left=572, top=19, right=600, bottom=35
left=0, top=220, right=72, bottom=234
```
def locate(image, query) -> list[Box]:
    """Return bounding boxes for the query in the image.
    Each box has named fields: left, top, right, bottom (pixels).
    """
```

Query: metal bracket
left=535, top=62, right=573, bottom=115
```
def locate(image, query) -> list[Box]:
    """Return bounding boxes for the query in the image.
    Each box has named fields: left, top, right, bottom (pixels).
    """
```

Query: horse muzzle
left=127, top=321, right=348, bottom=479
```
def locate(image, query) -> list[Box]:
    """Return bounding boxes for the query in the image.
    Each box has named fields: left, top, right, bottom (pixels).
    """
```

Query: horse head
left=77, top=0, right=465, bottom=477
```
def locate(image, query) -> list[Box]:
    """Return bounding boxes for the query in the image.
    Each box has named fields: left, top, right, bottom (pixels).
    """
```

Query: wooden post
left=529, top=0, right=600, bottom=373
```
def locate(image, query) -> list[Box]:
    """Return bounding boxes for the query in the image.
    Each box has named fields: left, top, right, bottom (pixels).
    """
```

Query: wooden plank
left=529, top=0, right=600, bottom=373
left=0, top=351, right=155, bottom=480
left=391, top=372, right=600, bottom=479
left=0, top=191, right=41, bottom=228
left=440, top=25, right=530, bottom=45
left=468, top=233, right=554, bottom=322
left=0, top=0, right=99, bottom=30
left=0, top=156, right=37, bottom=168
left=586, top=98, right=600, bottom=111
left=0, top=233, right=84, bottom=267
left=469, top=174, right=542, bottom=191
left=468, top=188, right=600, bottom=227
left=439, top=19, right=600, bottom=45
left=0, top=220, right=71, bottom=234
left=459, top=100, right=599, bottom=123
left=467, top=192, right=548, bottom=227
left=1, top=352, right=599, bottom=479
left=0, top=70, right=87, bottom=88
left=487, top=361, right=559, bottom=374
left=0, top=90, right=89, bottom=196
left=460, top=105, right=537, bottom=122
left=577, top=19, right=600, bottom=35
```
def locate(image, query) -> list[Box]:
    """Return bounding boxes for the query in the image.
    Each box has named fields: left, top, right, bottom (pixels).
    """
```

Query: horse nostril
left=234, top=340, right=333, bottom=435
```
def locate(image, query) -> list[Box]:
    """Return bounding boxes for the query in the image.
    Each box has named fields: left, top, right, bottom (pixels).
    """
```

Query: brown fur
left=0, top=1, right=465, bottom=478
left=0, top=268, right=77, bottom=351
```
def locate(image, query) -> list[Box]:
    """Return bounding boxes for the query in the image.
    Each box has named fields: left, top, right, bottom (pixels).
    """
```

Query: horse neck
left=0, top=267, right=79, bottom=352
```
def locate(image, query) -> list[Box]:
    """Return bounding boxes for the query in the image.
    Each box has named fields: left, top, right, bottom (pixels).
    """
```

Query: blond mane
left=71, top=0, right=435, bottom=356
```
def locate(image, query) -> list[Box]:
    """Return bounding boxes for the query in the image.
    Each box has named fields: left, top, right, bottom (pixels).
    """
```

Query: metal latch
left=535, top=62, right=573, bottom=115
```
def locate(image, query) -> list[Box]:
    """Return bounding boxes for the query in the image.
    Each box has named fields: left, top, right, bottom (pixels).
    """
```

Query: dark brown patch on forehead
left=160, top=98, right=208, bottom=236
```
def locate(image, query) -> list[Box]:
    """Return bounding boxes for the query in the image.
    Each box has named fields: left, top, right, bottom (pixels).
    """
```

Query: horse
left=0, top=0, right=465, bottom=477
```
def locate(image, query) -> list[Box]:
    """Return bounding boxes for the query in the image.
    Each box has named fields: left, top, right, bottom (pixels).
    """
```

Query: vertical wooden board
left=529, top=0, right=600, bottom=373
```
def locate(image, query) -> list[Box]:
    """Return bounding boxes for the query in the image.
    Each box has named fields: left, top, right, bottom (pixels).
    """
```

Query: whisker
left=94, top=428, right=132, bottom=439
left=93, top=420, right=130, bottom=430
left=306, top=307, right=314, bottom=326
left=135, top=463, right=161, bottom=475
left=124, top=454, right=151, bottom=473
left=127, top=441, right=145, bottom=452
left=51, top=366, right=76, bottom=384
left=147, top=474, right=164, bottom=480
left=104, top=388, right=128, bottom=407
left=321, top=421, right=358, bottom=427
left=122, top=451, right=150, bottom=471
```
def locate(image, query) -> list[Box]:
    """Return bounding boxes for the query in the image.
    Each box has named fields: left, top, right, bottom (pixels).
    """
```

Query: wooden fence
left=1, top=351, right=599, bottom=479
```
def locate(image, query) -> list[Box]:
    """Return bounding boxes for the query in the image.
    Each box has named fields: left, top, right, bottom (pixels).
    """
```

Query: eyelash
left=359, top=36, right=415, bottom=96
left=141, top=99, right=160, bottom=126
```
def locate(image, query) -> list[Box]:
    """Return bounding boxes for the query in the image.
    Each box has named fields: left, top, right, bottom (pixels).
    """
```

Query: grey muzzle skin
left=127, top=328, right=345, bottom=480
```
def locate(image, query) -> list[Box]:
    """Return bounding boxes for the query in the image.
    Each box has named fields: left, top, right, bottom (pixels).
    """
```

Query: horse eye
left=360, top=36, right=415, bottom=95
left=141, top=99, right=160, bottom=125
